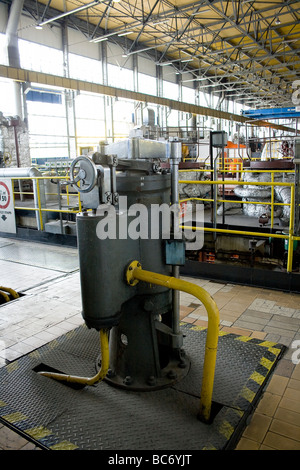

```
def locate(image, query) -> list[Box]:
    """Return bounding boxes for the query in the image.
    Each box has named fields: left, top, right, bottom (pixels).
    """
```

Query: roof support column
left=5, top=0, right=24, bottom=119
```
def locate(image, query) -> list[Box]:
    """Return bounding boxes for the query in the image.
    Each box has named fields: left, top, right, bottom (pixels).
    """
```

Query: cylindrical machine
left=74, top=142, right=189, bottom=390
left=77, top=172, right=172, bottom=330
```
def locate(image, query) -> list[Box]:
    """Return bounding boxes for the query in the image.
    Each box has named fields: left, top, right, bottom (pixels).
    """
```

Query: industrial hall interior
left=0, top=0, right=300, bottom=453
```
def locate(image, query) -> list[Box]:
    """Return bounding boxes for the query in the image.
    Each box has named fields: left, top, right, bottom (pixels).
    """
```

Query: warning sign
left=0, top=179, right=16, bottom=234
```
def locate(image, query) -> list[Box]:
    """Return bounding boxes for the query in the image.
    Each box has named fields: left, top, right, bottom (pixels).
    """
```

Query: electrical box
left=165, top=239, right=186, bottom=266
left=211, top=131, right=228, bottom=148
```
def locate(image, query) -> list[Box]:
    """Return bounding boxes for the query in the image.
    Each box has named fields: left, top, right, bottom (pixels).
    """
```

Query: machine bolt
left=147, top=375, right=156, bottom=386
left=123, top=375, right=133, bottom=386
left=106, top=368, right=115, bottom=378
left=167, top=370, right=177, bottom=380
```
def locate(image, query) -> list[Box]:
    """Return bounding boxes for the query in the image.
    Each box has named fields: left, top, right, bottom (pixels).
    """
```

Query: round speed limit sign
left=0, top=181, right=11, bottom=210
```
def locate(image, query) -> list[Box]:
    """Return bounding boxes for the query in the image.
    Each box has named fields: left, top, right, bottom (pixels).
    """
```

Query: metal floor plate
left=0, top=323, right=285, bottom=450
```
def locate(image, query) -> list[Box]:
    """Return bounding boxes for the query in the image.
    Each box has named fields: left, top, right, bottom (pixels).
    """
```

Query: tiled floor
left=0, top=237, right=299, bottom=450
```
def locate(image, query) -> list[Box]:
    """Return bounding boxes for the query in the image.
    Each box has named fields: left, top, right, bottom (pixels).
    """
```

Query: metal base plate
left=0, top=323, right=285, bottom=450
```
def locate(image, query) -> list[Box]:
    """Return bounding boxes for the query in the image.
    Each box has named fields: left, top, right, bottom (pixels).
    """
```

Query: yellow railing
left=179, top=168, right=299, bottom=273
left=6, top=170, right=300, bottom=273
left=11, top=175, right=82, bottom=231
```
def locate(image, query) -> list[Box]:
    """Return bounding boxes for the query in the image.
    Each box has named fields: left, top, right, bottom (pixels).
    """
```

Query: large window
left=113, top=98, right=134, bottom=139
left=75, top=92, right=106, bottom=147
left=107, top=64, right=134, bottom=90
left=138, top=73, right=157, bottom=95
left=0, top=33, right=7, bottom=65
left=182, top=86, right=195, bottom=105
left=18, top=39, right=63, bottom=76
left=0, top=33, right=248, bottom=162
left=26, top=90, right=68, bottom=159
left=163, top=81, right=178, bottom=100
left=69, top=54, right=102, bottom=83
left=0, top=78, right=16, bottom=115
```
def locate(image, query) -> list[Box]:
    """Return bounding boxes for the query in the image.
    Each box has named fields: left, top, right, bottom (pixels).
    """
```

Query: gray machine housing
left=73, top=137, right=188, bottom=390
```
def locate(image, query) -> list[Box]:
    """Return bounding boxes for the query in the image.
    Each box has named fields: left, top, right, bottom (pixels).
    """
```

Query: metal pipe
left=0, top=167, right=46, bottom=230
left=0, top=286, right=19, bottom=299
left=38, top=0, right=100, bottom=27
left=6, top=0, right=24, bottom=69
left=38, top=329, right=109, bottom=385
left=287, top=185, right=295, bottom=273
left=213, top=156, right=218, bottom=241
left=178, top=179, right=293, bottom=187
left=170, top=142, right=182, bottom=337
left=126, top=261, right=220, bottom=423
left=6, top=0, right=24, bottom=119
left=0, top=291, right=10, bottom=303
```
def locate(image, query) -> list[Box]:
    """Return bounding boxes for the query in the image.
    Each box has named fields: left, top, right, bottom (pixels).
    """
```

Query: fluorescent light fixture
left=92, top=37, right=108, bottom=43
left=159, top=62, right=172, bottom=66
left=38, top=0, right=100, bottom=27
left=181, top=58, right=193, bottom=63
left=118, top=31, right=133, bottom=37
left=35, top=24, right=43, bottom=30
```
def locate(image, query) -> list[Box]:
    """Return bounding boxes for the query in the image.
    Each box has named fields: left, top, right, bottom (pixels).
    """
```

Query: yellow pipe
left=178, top=169, right=294, bottom=173
left=35, top=179, right=44, bottom=231
left=180, top=197, right=290, bottom=207
left=0, top=286, right=19, bottom=299
left=287, top=185, right=295, bottom=273
left=38, top=329, right=109, bottom=385
left=0, top=290, right=10, bottom=303
left=126, top=261, right=220, bottom=423
left=14, top=207, right=80, bottom=214
left=271, top=172, right=274, bottom=229
left=179, top=179, right=293, bottom=187
left=181, top=224, right=288, bottom=240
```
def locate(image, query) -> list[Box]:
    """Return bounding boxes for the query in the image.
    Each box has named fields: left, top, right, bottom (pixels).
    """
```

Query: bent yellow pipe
left=38, top=329, right=109, bottom=385
left=0, top=290, right=10, bottom=303
left=126, top=261, right=220, bottom=423
left=0, top=286, right=19, bottom=299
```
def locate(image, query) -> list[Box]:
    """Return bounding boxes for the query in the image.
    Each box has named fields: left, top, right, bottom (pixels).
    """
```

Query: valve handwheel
left=70, top=156, right=98, bottom=193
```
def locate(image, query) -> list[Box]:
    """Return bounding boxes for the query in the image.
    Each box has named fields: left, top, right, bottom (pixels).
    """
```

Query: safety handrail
left=178, top=172, right=298, bottom=273
left=10, top=175, right=82, bottom=231
left=126, top=261, right=220, bottom=424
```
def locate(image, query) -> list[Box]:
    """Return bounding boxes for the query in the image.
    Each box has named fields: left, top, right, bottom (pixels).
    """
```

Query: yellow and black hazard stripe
left=182, top=323, right=286, bottom=449
left=0, top=399, right=79, bottom=450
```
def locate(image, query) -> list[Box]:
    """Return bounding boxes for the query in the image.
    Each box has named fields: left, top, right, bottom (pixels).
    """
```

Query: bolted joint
left=125, top=260, right=142, bottom=287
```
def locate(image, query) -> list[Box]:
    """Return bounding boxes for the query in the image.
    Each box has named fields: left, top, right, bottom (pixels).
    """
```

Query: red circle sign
left=0, top=181, right=11, bottom=210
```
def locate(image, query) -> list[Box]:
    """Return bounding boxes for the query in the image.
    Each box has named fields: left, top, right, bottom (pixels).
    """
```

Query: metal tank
left=71, top=137, right=189, bottom=390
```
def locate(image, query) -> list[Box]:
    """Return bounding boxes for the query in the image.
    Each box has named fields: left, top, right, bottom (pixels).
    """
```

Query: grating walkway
left=0, top=237, right=299, bottom=450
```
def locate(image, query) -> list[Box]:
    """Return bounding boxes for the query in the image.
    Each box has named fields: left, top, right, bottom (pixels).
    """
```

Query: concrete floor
left=0, top=236, right=299, bottom=451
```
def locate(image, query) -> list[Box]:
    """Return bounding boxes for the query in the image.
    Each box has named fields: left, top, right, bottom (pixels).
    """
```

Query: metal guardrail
left=179, top=167, right=299, bottom=273
left=6, top=169, right=300, bottom=273
left=11, top=175, right=82, bottom=231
